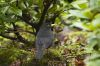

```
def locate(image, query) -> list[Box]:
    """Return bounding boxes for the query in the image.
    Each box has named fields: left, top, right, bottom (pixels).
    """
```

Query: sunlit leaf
left=69, top=10, right=87, bottom=18
left=1, top=6, right=9, bottom=14
left=8, top=7, right=22, bottom=16
left=82, top=9, right=94, bottom=19
left=71, top=0, right=88, bottom=9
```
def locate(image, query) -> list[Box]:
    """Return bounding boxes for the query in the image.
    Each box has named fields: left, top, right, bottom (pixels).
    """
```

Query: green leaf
left=72, top=21, right=89, bottom=30
left=69, top=10, right=87, bottom=18
left=78, top=2, right=88, bottom=9
left=27, top=0, right=34, bottom=6
left=92, top=19, right=100, bottom=28
left=8, top=7, right=22, bottom=16
left=86, top=38, right=98, bottom=53
left=85, top=54, right=100, bottom=66
left=92, top=14, right=100, bottom=28
left=94, top=13, right=100, bottom=18
left=83, top=23, right=96, bottom=31
left=48, top=5, right=58, bottom=13
left=1, top=6, right=9, bottom=14
left=82, top=9, right=94, bottom=19
left=18, top=2, right=27, bottom=9
left=71, top=0, right=88, bottom=9
left=37, top=0, right=43, bottom=10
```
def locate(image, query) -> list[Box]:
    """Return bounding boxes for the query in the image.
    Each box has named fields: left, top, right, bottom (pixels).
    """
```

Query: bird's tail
left=36, top=46, right=44, bottom=59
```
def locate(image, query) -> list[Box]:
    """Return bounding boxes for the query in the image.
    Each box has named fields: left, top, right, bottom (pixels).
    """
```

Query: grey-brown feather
left=35, top=22, right=54, bottom=59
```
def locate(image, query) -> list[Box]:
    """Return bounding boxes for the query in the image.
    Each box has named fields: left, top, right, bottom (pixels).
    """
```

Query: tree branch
left=0, top=33, right=17, bottom=40
left=18, top=14, right=37, bottom=28
left=36, top=0, right=54, bottom=33
left=12, top=23, right=31, bottom=44
left=6, top=27, right=36, bottom=35
left=17, top=0, right=55, bottom=34
left=15, top=0, right=38, bottom=30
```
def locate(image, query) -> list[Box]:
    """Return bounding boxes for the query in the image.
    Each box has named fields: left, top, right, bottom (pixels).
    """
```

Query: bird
left=35, top=20, right=54, bottom=59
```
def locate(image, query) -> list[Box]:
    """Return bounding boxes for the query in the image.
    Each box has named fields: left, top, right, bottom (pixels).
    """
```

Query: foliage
left=0, top=0, right=100, bottom=66
left=85, top=29, right=100, bottom=66
left=0, top=47, right=34, bottom=66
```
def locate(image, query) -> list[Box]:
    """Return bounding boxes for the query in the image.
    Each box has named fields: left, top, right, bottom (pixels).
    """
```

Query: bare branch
left=0, top=33, right=17, bottom=40
left=5, top=28, right=36, bottom=35
left=36, top=0, right=54, bottom=33
left=12, top=23, right=31, bottom=44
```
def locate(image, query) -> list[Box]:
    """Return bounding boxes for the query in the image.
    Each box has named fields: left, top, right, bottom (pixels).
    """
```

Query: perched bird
left=35, top=21, right=54, bottom=59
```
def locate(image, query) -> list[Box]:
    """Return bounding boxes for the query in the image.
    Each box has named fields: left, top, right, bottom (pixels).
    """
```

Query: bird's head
left=42, top=20, right=52, bottom=29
